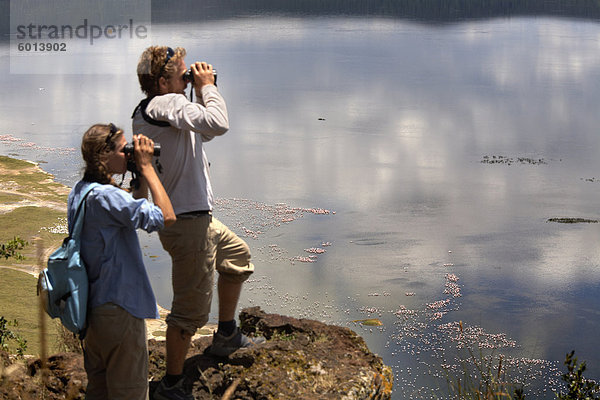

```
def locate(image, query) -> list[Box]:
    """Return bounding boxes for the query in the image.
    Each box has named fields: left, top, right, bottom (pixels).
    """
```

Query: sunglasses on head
left=105, top=123, right=119, bottom=148
left=160, top=47, right=175, bottom=76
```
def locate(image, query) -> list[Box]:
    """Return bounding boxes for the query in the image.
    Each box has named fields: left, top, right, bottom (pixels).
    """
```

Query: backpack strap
left=70, top=182, right=100, bottom=238
left=131, top=97, right=171, bottom=127
left=66, top=182, right=100, bottom=341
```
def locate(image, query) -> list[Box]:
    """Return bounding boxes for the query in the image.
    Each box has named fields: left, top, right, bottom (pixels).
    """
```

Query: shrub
left=0, top=237, right=28, bottom=261
left=0, top=316, right=27, bottom=357
left=557, top=351, right=599, bottom=400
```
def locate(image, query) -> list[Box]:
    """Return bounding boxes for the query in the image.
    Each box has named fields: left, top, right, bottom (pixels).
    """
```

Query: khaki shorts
left=84, top=303, right=148, bottom=400
left=159, top=215, right=254, bottom=335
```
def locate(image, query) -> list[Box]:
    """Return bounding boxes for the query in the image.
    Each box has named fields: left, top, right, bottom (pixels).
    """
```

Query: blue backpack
left=37, top=183, right=99, bottom=338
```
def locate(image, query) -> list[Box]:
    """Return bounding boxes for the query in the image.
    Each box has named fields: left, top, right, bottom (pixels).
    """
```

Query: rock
left=160, top=307, right=394, bottom=399
left=0, top=351, right=86, bottom=399
left=547, top=217, right=598, bottom=224
left=1, top=308, right=393, bottom=399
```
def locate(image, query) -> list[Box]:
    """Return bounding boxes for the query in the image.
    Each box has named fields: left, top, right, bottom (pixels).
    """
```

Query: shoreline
left=0, top=155, right=215, bottom=343
left=0, top=265, right=215, bottom=342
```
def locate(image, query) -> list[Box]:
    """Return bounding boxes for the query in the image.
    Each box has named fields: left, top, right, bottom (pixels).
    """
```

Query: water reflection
left=2, top=12, right=600, bottom=399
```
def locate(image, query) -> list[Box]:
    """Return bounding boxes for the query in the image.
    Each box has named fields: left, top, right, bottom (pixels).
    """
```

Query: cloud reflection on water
left=197, top=17, right=600, bottom=384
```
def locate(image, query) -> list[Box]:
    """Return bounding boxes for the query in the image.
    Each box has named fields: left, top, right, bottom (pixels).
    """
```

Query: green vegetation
left=445, top=350, right=600, bottom=399
left=0, top=154, right=68, bottom=204
left=269, top=330, right=297, bottom=342
left=558, top=351, right=600, bottom=400
left=442, top=322, right=600, bottom=399
left=0, top=192, right=25, bottom=203
left=0, top=156, right=69, bottom=356
left=0, top=172, right=68, bottom=205
left=0, top=156, right=68, bottom=267
left=0, top=269, right=60, bottom=356
left=0, top=207, right=66, bottom=266
left=446, top=351, right=525, bottom=399
left=0, top=237, right=28, bottom=261
left=0, top=207, right=65, bottom=267
left=0, top=206, right=64, bottom=243
left=0, top=316, right=27, bottom=357
left=0, top=155, right=35, bottom=170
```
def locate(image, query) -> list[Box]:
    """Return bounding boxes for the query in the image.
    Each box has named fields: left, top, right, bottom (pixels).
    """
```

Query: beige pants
left=159, top=215, right=254, bottom=335
left=83, top=303, right=148, bottom=400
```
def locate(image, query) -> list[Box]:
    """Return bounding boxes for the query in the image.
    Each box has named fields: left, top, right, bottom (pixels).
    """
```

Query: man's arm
left=191, top=61, right=229, bottom=137
left=147, top=91, right=229, bottom=137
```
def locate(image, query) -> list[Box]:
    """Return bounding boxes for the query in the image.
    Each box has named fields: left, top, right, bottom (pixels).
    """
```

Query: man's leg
left=156, top=217, right=212, bottom=399
left=214, top=217, right=253, bottom=329
left=165, top=326, right=193, bottom=375
left=208, top=277, right=264, bottom=357
left=204, top=218, right=265, bottom=356
left=217, top=278, right=242, bottom=322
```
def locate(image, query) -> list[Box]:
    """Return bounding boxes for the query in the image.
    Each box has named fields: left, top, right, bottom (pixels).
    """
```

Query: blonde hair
left=81, top=123, right=124, bottom=185
left=137, top=45, right=186, bottom=97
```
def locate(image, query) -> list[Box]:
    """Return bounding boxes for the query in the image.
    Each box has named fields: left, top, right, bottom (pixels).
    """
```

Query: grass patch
left=0, top=155, right=69, bottom=205
left=0, top=173, right=67, bottom=204
left=0, top=156, right=71, bottom=356
left=0, top=156, right=35, bottom=170
left=0, top=192, right=25, bottom=203
left=271, top=330, right=297, bottom=341
left=0, top=206, right=65, bottom=261
left=0, top=268, right=60, bottom=356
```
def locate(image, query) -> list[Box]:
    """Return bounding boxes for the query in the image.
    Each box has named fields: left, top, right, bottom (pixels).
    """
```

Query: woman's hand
left=131, top=134, right=176, bottom=226
left=132, top=134, right=155, bottom=173
left=133, top=135, right=177, bottom=226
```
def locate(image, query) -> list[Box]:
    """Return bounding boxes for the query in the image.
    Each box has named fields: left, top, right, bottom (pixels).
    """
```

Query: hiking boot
left=153, top=376, right=193, bottom=400
left=205, top=327, right=265, bottom=357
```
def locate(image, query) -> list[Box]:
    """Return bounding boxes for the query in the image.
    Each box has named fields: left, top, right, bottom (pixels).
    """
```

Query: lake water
left=2, top=3, right=600, bottom=398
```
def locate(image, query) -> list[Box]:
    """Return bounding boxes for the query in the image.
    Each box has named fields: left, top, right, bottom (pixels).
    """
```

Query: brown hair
left=81, top=123, right=124, bottom=185
left=137, top=46, right=186, bottom=97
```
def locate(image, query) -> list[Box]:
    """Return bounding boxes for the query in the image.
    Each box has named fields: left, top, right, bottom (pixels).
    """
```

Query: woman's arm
left=133, top=134, right=176, bottom=227
left=132, top=175, right=149, bottom=200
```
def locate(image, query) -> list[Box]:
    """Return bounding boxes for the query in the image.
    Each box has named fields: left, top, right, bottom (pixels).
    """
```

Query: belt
left=177, top=210, right=211, bottom=218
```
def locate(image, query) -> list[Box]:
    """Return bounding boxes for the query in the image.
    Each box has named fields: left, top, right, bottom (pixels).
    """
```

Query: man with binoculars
left=133, top=46, right=262, bottom=400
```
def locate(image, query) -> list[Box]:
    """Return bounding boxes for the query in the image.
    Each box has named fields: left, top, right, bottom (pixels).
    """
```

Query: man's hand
left=191, top=61, right=215, bottom=89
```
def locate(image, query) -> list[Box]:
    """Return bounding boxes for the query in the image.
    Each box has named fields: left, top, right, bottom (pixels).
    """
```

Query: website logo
left=10, top=0, right=151, bottom=75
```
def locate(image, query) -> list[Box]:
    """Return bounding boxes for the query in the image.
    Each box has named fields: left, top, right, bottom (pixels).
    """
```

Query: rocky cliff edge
left=1, top=307, right=393, bottom=399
